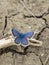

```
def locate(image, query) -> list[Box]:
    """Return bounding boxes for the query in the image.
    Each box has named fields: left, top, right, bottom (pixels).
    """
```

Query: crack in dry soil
left=23, top=9, right=49, bottom=40
left=2, top=16, right=7, bottom=35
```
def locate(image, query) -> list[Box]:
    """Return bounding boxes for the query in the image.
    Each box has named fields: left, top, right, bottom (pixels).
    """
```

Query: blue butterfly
left=12, top=28, right=34, bottom=47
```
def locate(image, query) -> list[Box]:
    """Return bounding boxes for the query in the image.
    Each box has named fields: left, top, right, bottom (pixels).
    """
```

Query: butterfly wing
left=23, top=32, right=34, bottom=38
left=15, top=37, right=28, bottom=47
left=21, top=38, right=28, bottom=47
left=14, top=37, right=21, bottom=45
left=12, top=28, right=20, bottom=37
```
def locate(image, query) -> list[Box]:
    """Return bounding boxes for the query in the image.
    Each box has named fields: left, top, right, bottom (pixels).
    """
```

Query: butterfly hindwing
left=12, top=28, right=20, bottom=37
left=23, top=32, right=34, bottom=38
left=21, top=38, right=28, bottom=45
left=15, top=37, right=28, bottom=46
left=15, top=37, right=21, bottom=45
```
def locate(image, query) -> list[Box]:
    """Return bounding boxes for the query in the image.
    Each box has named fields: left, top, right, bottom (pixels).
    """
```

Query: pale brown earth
left=0, top=0, right=49, bottom=65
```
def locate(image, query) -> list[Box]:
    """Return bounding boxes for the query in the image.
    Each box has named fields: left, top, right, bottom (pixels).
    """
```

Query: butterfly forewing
left=12, top=28, right=20, bottom=37
left=24, top=32, right=34, bottom=38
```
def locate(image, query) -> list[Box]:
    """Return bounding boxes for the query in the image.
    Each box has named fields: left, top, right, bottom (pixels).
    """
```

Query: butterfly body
left=18, top=33, right=24, bottom=38
left=12, top=28, right=34, bottom=47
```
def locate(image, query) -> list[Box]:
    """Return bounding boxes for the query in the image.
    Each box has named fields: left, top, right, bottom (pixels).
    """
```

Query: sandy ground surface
left=0, top=0, right=49, bottom=65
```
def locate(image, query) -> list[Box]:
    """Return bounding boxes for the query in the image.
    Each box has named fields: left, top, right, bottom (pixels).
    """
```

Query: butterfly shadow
left=0, top=45, right=29, bottom=56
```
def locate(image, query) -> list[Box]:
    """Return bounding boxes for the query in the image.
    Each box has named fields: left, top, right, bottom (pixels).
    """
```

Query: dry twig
left=0, top=34, right=42, bottom=49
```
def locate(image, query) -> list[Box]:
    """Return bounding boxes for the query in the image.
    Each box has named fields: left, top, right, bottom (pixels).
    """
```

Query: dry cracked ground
left=0, top=0, right=49, bottom=65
